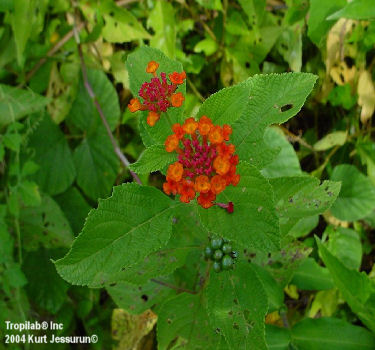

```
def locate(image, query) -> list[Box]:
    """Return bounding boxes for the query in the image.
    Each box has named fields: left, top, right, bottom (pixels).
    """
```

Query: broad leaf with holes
left=205, top=261, right=268, bottom=350
left=199, top=162, right=280, bottom=252
left=54, top=184, right=175, bottom=287
left=232, top=73, right=317, bottom=169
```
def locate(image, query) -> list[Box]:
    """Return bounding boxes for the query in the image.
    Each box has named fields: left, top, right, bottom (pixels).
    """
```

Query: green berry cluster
left=204, top=237, right=237, bottom=272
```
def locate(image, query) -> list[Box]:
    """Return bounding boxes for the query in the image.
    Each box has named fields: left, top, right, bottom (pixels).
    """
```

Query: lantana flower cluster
left=163, top=116, right=240, bottom=209
left=128, top=61, right=186, bottom=127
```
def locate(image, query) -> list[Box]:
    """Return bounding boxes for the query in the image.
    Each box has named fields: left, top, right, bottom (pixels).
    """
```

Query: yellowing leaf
left=314, top=131, right=347, bottom=151
left=358, top=70, right=375, bottom=124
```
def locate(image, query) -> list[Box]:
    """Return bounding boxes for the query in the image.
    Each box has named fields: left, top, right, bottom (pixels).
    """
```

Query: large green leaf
left=205, top=262, right=268, bottom=350
left=129, top=144, right=177, bottom=174
left=147, top=0, right=176, bottom=58
left=291, top=317, right=375, bottom=350
left=157, top=292, right=227, bottom=350
left=73, top=131, right=119, bottom=200
left=199, top=162, right=280, bottom=252
left=0, top=84, right=49, bottom=127
left=28, top=114, right=76, bottom=196
left=265, top=325, right=291, bottom=350
left=307, top=0, right=346, bottom=46
left=327, top=0, right=375, bottom=20
left=330, top=164, right=375, bottom=221
left=232, top=73, right=317, bottom=169
left=316, top=238, right=375, bottom=332
left=54, top=184, right=176, bottom=287
left=126, top=46, right=186, bottom=146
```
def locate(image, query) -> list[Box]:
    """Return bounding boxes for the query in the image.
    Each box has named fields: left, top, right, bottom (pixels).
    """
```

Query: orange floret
left=128, top=98, right=142, bottom=113
left=223, top=124, right=232, bottom=141
left=169, top=71, right=186, bottom=85
left=213, top=156, right=231, bottom=175
left=208, top=125, right=224, bottom=144
left=210, top=175, right=226, bottom=194
left=167, top=162, right=184, bottom=182
left=178, top=179, right=196, bottom=203
left=194, top=175, right=211, bottom=193
left=146, top=61, right=159, bottom=74
left=165, top=134, right=180, bottom=152
left=146, top=111, right=160, bottom=126
left=163, top=179, right=178, bottom=195
left=171, top=92, right=185, bottom=107
left=182, top=117, right=198, bottom=134
left=197, top=191, right=216, bottom=208
left=172, top=123, right=185, bottom=139
left=198, top=115, right=213, bottom=136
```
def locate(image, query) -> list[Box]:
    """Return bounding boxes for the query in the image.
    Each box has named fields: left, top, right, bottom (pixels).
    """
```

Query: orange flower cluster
left=128, top=61, right=186, bottom=127
left=163, top=116, right=240, bottom=209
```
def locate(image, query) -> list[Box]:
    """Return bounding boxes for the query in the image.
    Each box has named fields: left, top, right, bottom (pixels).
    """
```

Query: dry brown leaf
left=358, top=70, right=375, bottom=124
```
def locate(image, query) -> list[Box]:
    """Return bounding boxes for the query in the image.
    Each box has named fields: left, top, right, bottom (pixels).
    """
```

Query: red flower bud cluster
left=128, top=61, right=186, bottom=127
left=163, top=116, right=240, bottom=209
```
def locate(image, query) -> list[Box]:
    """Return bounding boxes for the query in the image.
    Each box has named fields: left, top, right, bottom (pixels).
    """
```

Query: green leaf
left=3, top=133, right=22, bottom=152
left=73, top=131, right=119, bottom=200
left=327, top=0, right=375, bottom=20
left=20, top=194, right=74, bottom=250
left=291, top=317, right=375, bottom=350
left=266, top=325, right=291, bottom=350
left=327, top=84, right=357, bottom=110
left=18, top=180, right=41, bottom=207
left=68, top=69, right=120, bottom=133
left=291, top=257, right=334, bottom=291
left=325, top=226, right=362, bottom=270
left=195, top=0, right=223, bottom=10
left=0, top=84, right=49, bottom=127
left=316, top=237, right=375, bottom=332
left=199, top=162, right=280, bottom=252
left=54, top=186, right=91, bottom=234
left=314, top=131, right=347, bottom=151
left=95, top=0, right=150, bottom=43
left=126, top=46, right=186, bottom=146
left=205, top=262, right=268, bottom=350
left=269, top=176, right=341, bottom=219
left=194, top=37, right=218, bottom=56
left=147, top=0, right=176, bottom=58
left=261, top=127, right=302, bottom=178
left=28, top=114, right=76, bottom=196
left=330, top=164, right=375, bottom=221
left=308, top=0, right=346, bottom=46
left=356, top=141, right=375, bottom=185
left=129, top=145, right=177, bottom=174
left=232, top=73, right=317, bottom=169
left=54, top=184, right=175, bottom=287
left=23, top=248, right=69, bottom=314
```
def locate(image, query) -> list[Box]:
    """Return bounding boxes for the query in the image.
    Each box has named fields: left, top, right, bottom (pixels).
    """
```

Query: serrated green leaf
left=291, top=317, right=375, bottom=349
left=28, top=114, right=76, bottom=196
left=232, top=73, right=317, bottom=169
left=129, top=145, right=177, bottom=174
left=330, top=164, right=375, bottom=221
left=54, top=184, right=176, bottom=287
left=157, top=292, right=227, bottom=350
left=261, top=127, right=302, bottom=178
left=327, top=0, right=375, bottom=20
left=308, top=0, right=346, bottom=46
left=199, top=162, right=280, bottom=252
left=126, top=46, right=186, bottom=146
left=147, top=0, right=176, bottom=58
left=291, top=257, right=334, bottom=291
left=73, top=131, right=119, bottom=200
left=269, top=176, right=341, bottom=219
left=316, top=237, right=375, bottom=332
left=0, top=84, right=49, bottom=127
left=205, top=262, right=268, bottom=350
left=20, top=194, right=74, bottom=250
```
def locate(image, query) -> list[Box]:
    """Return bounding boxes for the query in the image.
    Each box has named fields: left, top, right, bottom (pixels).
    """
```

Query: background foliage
left=1, top=0, right=375, bottom=349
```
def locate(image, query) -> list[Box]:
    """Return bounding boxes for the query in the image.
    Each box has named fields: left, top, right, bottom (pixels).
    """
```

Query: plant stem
left=14, top=218, right=22, bottom=265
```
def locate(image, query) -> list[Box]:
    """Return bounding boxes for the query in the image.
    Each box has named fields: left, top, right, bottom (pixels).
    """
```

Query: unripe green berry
left=222, top=255, right=234, bottom=270
left=210, top=237, right=223, bottom=250
left=213, top=262, right=222, bottom=273
left=222, top=244, right=232, bottom=254
left=213, top=249, right=223, bottom=261
left=204, top=246, right=213, bottom=258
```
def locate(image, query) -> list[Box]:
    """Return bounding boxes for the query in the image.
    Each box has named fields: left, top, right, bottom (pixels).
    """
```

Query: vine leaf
left=205, top=261, right=268, bottom=350
left=199, top=161, right=280, bottom=252
left=54, top=183, right=175, bottom=287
